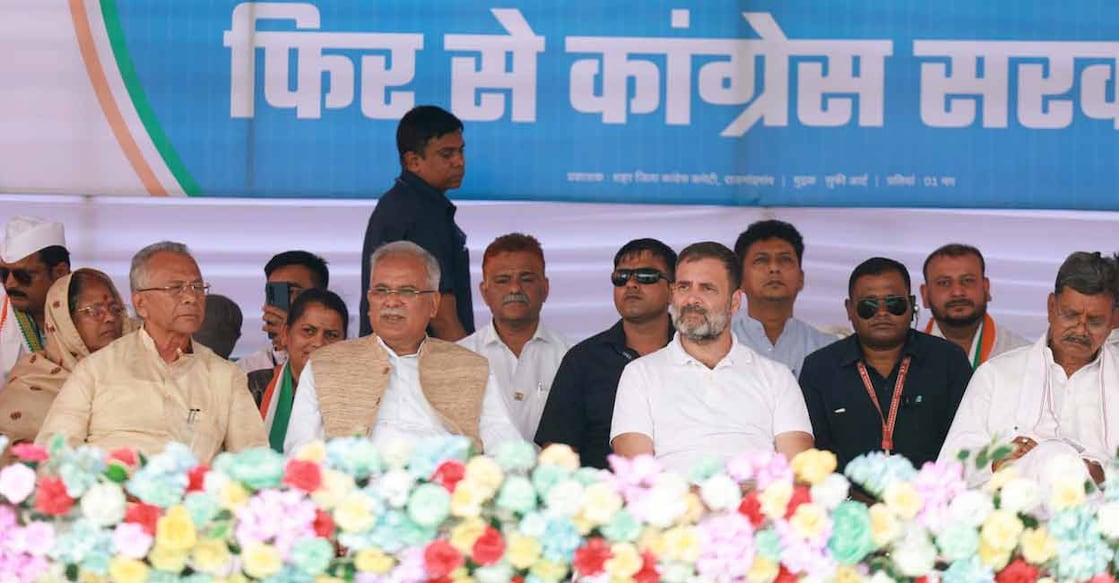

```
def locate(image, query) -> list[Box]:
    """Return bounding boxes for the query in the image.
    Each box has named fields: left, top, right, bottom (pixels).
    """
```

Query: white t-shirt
left=610, top=333, right=813, bottom=475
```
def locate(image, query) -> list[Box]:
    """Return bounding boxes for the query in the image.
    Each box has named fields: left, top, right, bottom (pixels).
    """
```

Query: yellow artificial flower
left=637, top=527, right=665, bottom=556
left=869, top=504, right=901, bottom=546
left=789, top=502, right=828, bottom=540
left=315, top=577, right=347, bottom=583
left=573, top=513, right=596, bottom=535
left=984, top=466, right=1018, bottom=493
left=530, top=559, right=570, bottom=582
left=1020, top=527, right=1058, bottom=565
left=791, top=449, right=837, bottom=485
left=1049, top=478, right=1086, bottom=511
left=354, top=549, right=396, bottom=574
left=506, top=533, right=542, bottom=570
left=156, top=505, right=198, bottom=553
left=661, top=526, right=701, bottom=563
left=334, top=492, right=376, bottom=532
left=465, top=456, right=505, bottom=499
left=980, top=509, right=1024, bottom=553
left=451, top=567, right=475, bottom=583
left=538, top=444, right=581, bottom=471
left=312, top=469, right=356, bottom=511
left=759, top=481, right=793, bottom=520
left=679, top=492, right=705, bottom=525
left=835, top=565, right=864, bottom=583
left=218, top=573, right=250, bottom=583
left=581, top=482, right=623, bottom=526
left=450, top=480, right=486, bottom=518
left=242, top=543, right=283, bottom=579
left=192, top=537, right=233, bottom=574
left=883, top=482, right=923, bottom=521
left=450, top=517, right=487, bottom=554
left=149, top=545, right=190, bottom=573
left=747, top=557, right=780, bottom=583
left=295, top=441, right=328, bottom=463
left=605, top=542, right=643, bottom=579
left=978, top=539, right=1011, bottom=570
left=78, top=573, right=107, bottom=583
left=108, top=557, right=149, bottom=583
left=219, top=482, right=250, bottom=510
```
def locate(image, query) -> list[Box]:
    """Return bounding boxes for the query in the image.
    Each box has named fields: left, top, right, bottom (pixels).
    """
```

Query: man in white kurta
left=1, top=217, right=70, bottom=384
left=610, top=242, right=814, bottom=475
left=939, top=251, right=1119, bottom=487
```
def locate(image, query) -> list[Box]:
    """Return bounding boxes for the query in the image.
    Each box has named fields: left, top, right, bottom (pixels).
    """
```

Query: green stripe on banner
left=100, top=0, right=202, bottom=196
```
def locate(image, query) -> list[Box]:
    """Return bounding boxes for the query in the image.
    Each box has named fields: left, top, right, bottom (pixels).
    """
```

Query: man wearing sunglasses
left=941, top=252, right=1119, bottom=488
left=535, top=238, right=677, bottom=469
left=799, top=257, right=972, bottom=471
left=731, top=220, right=835, bottom=377
left=610, top=242, right=814, bottom=474
left=1, top=216, right=71, bottom=383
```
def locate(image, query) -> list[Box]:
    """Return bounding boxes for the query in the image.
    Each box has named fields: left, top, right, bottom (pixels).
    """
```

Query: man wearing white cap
left=1, top=216, right=70, bottom=382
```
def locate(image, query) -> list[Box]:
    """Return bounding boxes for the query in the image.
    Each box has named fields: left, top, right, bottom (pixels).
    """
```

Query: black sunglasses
left=611, top=268, right=672, bottom=287
left=0, top=266, right=41, bottom=286
left=855, top=295, right=912, bottom=319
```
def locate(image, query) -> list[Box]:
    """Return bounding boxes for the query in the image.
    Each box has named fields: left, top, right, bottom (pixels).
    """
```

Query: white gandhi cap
left=1, top=216, right=67, bottom=263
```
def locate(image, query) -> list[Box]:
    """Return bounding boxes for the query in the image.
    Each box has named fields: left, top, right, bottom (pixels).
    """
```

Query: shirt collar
left=398, top=171, right=455, bottom=213
left=377, top=335, right=425, bottom=360
left=137, top=326, right=195, bottom=363
left=838, top=329, right=920, bottom=367
left=479, top=320, right=551, bottom=349
left=1042, top=334, right=1105, bottom=373
left=598, top=318, right=676, bottom=355
left=667, top=331, right=750, bottom=368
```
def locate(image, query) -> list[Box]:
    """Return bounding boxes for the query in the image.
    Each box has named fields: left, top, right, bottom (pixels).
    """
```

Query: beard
left=930, top=300, right=986, bottom=328
left=673, top=303, right=731, bottom=343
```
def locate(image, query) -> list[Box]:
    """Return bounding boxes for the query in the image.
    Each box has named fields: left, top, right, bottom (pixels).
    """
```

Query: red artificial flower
left=282, top=459, right=322, bottom=493
left=471, top=526, right=505, bottom=566
left=124, top=502, right=162, bottom=536
left=573, top=537, right=612, bottom=577
left=108, top=448, right=138, bottom=467
left=186, top=464, right=210, bottom=493
left=634, top=550, right=660, bottom=583
left=995, top=559, right=1039, bottom=583
left=512, top=577, right=524, bottom=583
left=430, top=460, right=466, bottom=493
left=785, top=486, right=812, bottom=519
left=12, top=443, right=49, bottom=463
left=775, top=565, right=798, bottom=583
left=313, top=508, right=335, bottom=538
left=916, top=578, right=929, bottom=583
left=33, top=477, right=74, bottom=516
left=738, top=492, right=765, bottom=527
left=1090, top=575, right=1117, bottom=583
left=423, top=540, right=464, bottom=578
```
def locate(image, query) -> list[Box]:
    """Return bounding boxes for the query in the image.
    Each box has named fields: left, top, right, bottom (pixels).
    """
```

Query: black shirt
left=360, top=171, right=474, bottom=337
left=534, top=319, right=673, bottom=469
left=798, top=330, right=972, bottom=470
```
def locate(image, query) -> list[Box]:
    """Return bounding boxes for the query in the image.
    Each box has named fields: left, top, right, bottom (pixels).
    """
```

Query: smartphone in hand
left=265, top=281, right=291, bottom=313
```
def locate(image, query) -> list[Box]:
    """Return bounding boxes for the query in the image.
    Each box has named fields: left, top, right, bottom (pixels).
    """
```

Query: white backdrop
left=2, top=194, right=1116, bottom=360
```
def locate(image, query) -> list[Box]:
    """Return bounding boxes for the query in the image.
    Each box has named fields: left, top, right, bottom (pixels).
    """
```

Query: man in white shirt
left=284, top=241, right=520, bottom=454
left=459, top=234, right=569, bottom=441
left=611, top=241, right=814, bottom=474
left=920, top=244, right=1030, bottom=369
left=730, top=220, right=834, bottom=377
left=1, top=216, right=71, bottom=383
left=940, top=251, right=1119, bottom=487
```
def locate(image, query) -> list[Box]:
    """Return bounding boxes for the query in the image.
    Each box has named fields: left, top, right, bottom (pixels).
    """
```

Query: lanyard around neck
left=856, top=356, right=912, bottom=453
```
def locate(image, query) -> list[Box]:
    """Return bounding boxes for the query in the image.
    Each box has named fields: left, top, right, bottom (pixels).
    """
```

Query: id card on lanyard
left=856, top=356, right=912, bottom=453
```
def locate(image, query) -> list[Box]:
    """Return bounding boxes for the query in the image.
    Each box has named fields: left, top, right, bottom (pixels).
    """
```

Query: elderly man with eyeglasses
left=284, top=241, right=520, bottom=455
left=37, top=241, right=267, bottom=463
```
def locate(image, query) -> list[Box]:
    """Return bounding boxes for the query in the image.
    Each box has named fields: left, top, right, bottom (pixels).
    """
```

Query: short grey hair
left=1054, top=251, right=1119, bottom=299
left=130, top=241, right=193, bottom=292
left=369, top=241, right=441, bottom=290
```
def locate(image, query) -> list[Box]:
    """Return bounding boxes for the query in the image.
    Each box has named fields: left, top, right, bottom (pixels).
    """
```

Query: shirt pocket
left=184, top=409, right=223, bottom=463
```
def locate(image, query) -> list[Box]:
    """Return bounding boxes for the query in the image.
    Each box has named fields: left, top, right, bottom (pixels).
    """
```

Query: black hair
left=678, top=241, right=742, bottom=290
left=67, top=270, right=116, bottom=315
left=613, top=238, right=677, bottom=274
left=848, top=257, right=912, bottom=297
left=733, top=220, right=805, bottom=266
left=922, top=243, right=986, bottom=281
left=39, top=245, right=71, bottom=271
left=396, top=105, right=464, bottom=167
left=264, top=251, right=329, bottom=289
left=1054, top=251, right=1119, bottom=299
left=286, top=288, right=350, bottom=339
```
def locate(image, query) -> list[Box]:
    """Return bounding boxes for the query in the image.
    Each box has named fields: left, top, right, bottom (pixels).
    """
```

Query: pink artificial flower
left=10, top=443, right=48, bottom=463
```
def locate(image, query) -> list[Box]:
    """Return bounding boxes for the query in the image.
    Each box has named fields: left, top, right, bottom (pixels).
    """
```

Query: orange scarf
left=925, top=312, right=996, bottom=368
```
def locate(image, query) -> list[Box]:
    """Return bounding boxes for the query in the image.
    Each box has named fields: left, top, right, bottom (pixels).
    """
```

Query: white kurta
left=0, top=293, right=33, bottom=385
left=939, top=336, right=1119, bottom=486
left=458, top=321, right=569, bottom=441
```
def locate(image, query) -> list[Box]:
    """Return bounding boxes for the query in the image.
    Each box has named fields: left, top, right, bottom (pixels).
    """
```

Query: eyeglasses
left=75, top=302, right=126, bottom=320
left=611, top=268, right=672, bottom=287
left=0, top=266, right=44, bottom=286
left=855, top=295, right=912, bottom=319
left=369, top=286, right=438, bottom=300
left=135, top=282, right=211, bottom=298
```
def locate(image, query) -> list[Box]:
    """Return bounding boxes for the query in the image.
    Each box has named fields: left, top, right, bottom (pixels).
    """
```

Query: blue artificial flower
left=50, top=519, right=113, bottom=575
left=57, top=445, right=106, bottom=498
left=844, top=452, right=916, bottom=496
left=212, top=447, right=284, bottom=490
left=942, top=557, right=993, bottom=583
left=183, top=492, right=220, bottom=526
left=408, top=436, right=470, bottom=479
left=126, top=442, right=196, bottom=507
left=326, top=437, right=384, bottom=480
left=1054, top=536, right=1111, bottom=581
left=540, top=517, right=582, bottom=562
left=493, top=440, right=537, bottom=474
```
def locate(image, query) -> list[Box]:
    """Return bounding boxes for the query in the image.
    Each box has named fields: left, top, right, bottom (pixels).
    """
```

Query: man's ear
left=132, top=291, right=147, bottom=320
left=402, top=150, right=422, bottom=172
left=50, top=262, right=70, bottom=281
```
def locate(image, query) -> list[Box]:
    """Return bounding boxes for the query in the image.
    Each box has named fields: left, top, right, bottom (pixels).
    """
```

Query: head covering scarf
left=0, top=269, right=125, bottom=460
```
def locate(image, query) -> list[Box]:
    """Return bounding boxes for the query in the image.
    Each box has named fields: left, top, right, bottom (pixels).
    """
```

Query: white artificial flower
left=638, top=473, right=689, bottom=528
left=81, top=482, right=127, bottom=527
left=377, top=469, right=415, bottom=508
left=379, top=438, right=414, bottom=470
left=1040, top=453, right=1087, bottom=487
left=1097, top=503, right=1119, bottom=539
left=999, top=478, right=1041, bottom=515
left=868, top=570, right=897, bottom=583
left=891, top=525, right=937, bottom=577
left=810, top=473, right=851, bottom=511
left=545, top=480, right=585, bottom=517
left=203, top=470, right=229, bottom=497
left=947, top=490, right=993, bottom=528
left=699, top=474, right=741, bottom=512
